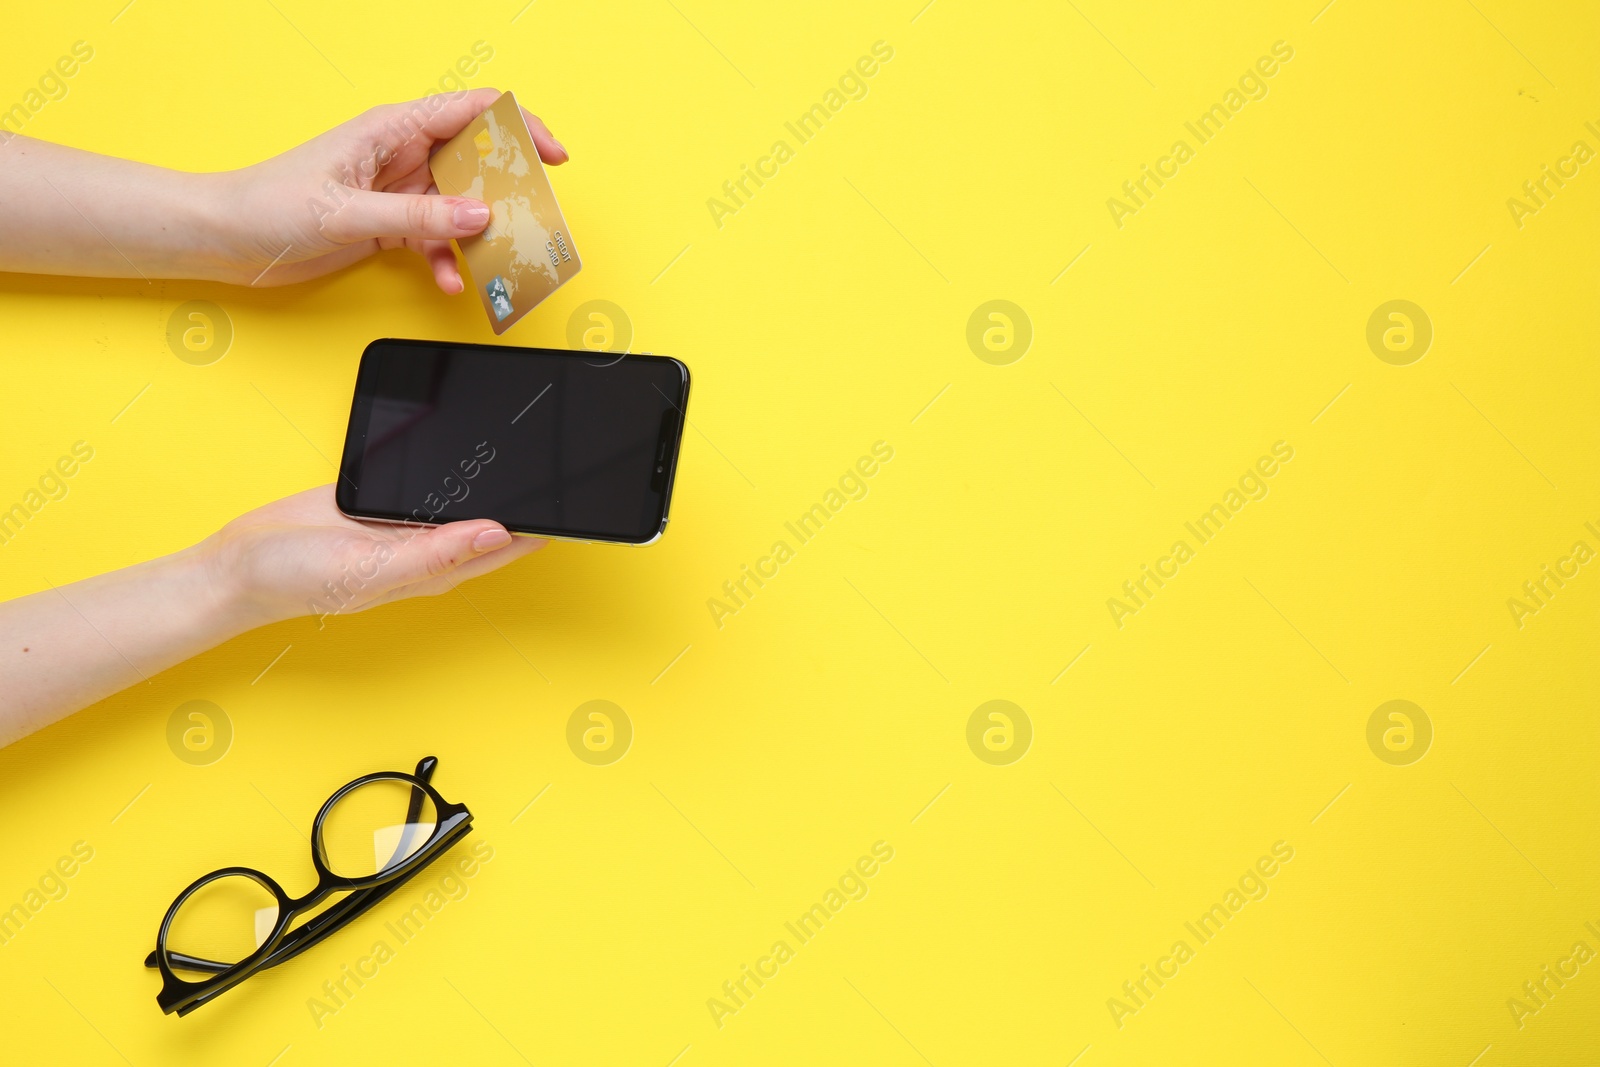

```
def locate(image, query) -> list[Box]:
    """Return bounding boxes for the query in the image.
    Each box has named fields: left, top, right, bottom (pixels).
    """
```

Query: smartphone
left=336, top=338, right=690, bottom=545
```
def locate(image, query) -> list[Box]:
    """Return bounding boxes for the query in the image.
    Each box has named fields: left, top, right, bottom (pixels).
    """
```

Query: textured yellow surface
left=2, top=2, right=1598, bottom=1064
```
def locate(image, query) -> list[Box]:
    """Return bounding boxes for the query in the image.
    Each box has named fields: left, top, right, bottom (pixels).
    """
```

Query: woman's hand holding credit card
left=214, top=86, right=571, bottom=294
left=0, top=86, right=568, bottom=295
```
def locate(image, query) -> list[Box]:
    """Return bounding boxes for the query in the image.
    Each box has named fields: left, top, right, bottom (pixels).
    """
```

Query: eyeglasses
left=145, top=756, right=472, bottom=1016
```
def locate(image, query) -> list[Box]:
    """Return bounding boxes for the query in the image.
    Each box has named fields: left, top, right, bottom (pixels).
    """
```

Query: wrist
left=176, top=536, right=280, bottom=638
left=174, top=170, right=252, bottom=284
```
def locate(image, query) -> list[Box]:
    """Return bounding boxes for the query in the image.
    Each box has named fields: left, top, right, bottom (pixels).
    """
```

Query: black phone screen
left=337, top=339, right=690, bottom=544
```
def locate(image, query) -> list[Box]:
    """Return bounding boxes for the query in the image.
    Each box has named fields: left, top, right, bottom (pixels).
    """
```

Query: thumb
left=378, top=521, right=514, bottom=589
left=324, top=190, right=491, bottom=243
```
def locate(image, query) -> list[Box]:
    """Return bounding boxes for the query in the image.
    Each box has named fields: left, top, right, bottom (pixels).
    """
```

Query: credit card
left=429, top=91, right=581, bottom=334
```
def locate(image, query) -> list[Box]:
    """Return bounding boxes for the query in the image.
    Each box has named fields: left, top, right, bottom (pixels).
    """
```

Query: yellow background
left=2, top=1, right=1598, bottom=1063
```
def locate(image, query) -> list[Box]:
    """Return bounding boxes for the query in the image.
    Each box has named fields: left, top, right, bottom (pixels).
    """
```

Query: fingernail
left=553, top=139, right=567, bottom=156
left=453, top=200, right=490, bottom=229
left=473, top=528, right=512, bottom=552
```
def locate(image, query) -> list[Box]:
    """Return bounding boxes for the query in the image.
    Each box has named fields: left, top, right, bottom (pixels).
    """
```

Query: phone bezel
left=336, top=338, right=690, bottom=546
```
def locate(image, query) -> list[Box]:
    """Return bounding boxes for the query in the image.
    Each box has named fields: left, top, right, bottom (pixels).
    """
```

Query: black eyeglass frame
left=146, top=756, right=472, bottom=1016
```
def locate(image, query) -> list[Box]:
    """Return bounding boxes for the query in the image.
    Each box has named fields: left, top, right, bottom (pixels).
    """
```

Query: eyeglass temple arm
left=144, top=869, right=414, bottom=974
left=385, top=756, right=438, bottom=870
left=161, top=858, right=432, bottom=1016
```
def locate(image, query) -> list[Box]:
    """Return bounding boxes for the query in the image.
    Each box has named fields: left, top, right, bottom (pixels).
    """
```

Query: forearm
left=0, top=482, right=537, bottom=745
left=0, top=136, right=237, bottom=281
left=0, top=545, right=255, bottom=746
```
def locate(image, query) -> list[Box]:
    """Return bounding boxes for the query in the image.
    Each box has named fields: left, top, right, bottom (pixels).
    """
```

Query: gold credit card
left=430, top=91, right=580, bottom=334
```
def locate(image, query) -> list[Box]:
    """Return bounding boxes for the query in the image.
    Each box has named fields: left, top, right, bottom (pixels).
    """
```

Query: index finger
left=520, top=107, right=568, bottom=164
left=361, top=88, right=504, bottom=152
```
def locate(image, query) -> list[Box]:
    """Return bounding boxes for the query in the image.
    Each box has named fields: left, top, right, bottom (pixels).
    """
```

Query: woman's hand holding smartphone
left=202, top=485, right=548, bottom=630
left=0, top=484, right=542, bottom=746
